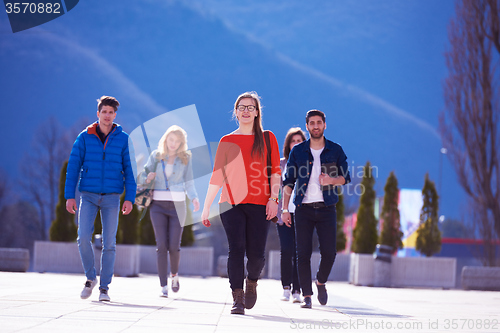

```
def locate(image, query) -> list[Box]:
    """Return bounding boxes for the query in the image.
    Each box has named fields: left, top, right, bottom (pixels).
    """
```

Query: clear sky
left=0, top=0, right=467, bottom=223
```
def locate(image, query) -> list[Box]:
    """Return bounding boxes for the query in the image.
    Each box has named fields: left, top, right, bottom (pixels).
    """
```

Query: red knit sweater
left=209, top=131, right=281, bottom=205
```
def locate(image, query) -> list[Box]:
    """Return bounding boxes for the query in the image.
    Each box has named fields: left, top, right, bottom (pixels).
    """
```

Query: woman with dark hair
left=201, top=91, right=281, bottom=315
left=144, top=125, right=200, bottom=297
left=277, top=127, right=307, bottom=303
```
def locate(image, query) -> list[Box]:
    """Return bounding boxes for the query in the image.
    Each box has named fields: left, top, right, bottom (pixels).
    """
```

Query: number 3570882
left=5, top=3, right=61, bottom=14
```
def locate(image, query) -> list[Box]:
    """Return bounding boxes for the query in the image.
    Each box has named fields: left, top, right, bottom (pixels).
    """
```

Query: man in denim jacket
left=281, top=109, right=351, bottom=309
left=65, top=96, right=136, bottom=302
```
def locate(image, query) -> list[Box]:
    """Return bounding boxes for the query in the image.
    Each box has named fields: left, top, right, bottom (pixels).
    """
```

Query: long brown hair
left=233, top=91, right=265, bottom=159
left=156, top=125, right=191, bottom=165
left=283, top=127, right=307, bottom=160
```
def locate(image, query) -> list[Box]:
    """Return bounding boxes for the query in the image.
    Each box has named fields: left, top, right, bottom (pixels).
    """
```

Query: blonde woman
left=144, top=125, right=200, bottom=297
left=201, top=92, right=281, bottom=315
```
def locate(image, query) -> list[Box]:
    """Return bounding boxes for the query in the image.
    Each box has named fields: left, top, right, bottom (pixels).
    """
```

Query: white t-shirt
left=303, top=147, right=324, bottom=203
left=282, top=172, right=297, bottom=213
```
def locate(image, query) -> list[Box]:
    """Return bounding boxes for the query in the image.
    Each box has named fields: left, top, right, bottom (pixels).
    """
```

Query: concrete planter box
left=391, top=257, right=456, bottom=288
left=33, top=241, right=140, bottom=277
left=217, top=255, right=229, bottom=277
left=349, top=253, right=374, bottom=286
left=34, top=241, right=91, bottom=273
left=349, top=254, right=457, bottom=288
left=0, top=248, right=30, bottom=272
left=139, top=245, right=213, bottom=277
left=373, top=260, right=391, bottom=287
left=114, top=245, right=140, bottom=277
left=462, top=266, right=500, bottom=291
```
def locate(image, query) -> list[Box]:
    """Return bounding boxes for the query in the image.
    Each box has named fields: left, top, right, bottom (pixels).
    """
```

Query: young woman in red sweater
left=201, top=91, right=281, bottom=315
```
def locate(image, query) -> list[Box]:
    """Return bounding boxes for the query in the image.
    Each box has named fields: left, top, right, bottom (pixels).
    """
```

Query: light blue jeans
left=77, top=191, right=120, bottom=291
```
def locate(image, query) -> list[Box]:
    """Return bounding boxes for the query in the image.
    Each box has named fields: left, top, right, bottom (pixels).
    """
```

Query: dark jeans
left=294, top=204, right=337, bottom=296
left=220, top=203, right=270, bottom=290
left=276, top=213, right=300, bottom=293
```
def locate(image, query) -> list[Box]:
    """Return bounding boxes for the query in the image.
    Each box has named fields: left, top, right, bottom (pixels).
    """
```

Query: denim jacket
left=283, top=138, right=350, bottom=207
left=143, top=150, right=198, bottom=200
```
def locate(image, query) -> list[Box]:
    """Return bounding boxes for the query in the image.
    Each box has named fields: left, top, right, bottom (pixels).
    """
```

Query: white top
left=165, top=163, right=174, bottom=177
left=153, top=190, right=185, bottom=202
left=302, top=147, right=325, bottom=203
left=153, top=163, right=184, bottom=202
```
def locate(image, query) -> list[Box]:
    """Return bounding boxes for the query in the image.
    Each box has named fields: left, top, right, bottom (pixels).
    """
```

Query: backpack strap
left=264, top=131, right=272, bottom=196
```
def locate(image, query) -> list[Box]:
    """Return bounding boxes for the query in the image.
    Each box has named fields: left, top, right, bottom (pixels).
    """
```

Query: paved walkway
left=0, top=272, right=498, bottom=332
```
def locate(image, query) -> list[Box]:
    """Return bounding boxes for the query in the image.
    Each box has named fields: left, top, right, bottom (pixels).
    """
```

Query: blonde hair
left=156, top=125, right=191, bottom=165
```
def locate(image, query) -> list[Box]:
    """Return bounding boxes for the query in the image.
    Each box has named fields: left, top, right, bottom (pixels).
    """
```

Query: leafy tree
left=117, top=193, right=139, bottom=244
left=379, top=171, right=403, bottom=253
left=416, top=174, right=441, bottom=257
left=336, top=193, right=347, bottom=252
left=49, top=161, right=77, bottom=242
left=351, top=161, right=378, bottom=254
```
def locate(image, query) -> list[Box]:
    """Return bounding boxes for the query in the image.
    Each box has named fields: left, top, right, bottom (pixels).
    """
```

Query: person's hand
left=319, top=172, right=333, bottom=186
left=122, top=201, right=133, bottom=215
left=281, top=211, right=292, bottom=227
left=146, top=172, right=156, bottom=184
left=266, top=200, right=278, bottom=221
left=192, top=198, right=200, bottom=212
left=66, top=199, right=77, bottom=214
left=201, top=207, right=211, bottom=227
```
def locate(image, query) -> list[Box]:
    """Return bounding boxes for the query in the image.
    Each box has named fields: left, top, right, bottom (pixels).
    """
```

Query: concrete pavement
left=0, top=272, right=498, bottom=332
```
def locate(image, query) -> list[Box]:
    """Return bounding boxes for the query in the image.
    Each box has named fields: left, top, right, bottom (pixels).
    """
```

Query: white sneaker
left=99, top=289, right=110, bottom=302
left=281, top=286, right=291, bottom=301
left=161, top=285, right=169, bottom=298
left=171, top=275, right=180, bottom=293
left=80, top=279, right=97, bottom=299
left=292, top=291, right=302, bottom=303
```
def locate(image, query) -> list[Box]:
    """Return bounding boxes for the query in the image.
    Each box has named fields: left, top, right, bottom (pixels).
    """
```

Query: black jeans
left=276, top=213, right=300, bottom=293
left=294, top=204, right=337, bottom=296
left=220, top=203, right=270, bottom=290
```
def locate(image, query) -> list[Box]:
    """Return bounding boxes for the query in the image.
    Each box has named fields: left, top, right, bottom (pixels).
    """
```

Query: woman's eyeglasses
left=237, top=105, right=256, bottom=112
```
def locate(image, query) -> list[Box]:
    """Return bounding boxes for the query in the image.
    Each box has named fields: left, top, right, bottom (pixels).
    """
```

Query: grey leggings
left=149, top=200, right=186, bottom=287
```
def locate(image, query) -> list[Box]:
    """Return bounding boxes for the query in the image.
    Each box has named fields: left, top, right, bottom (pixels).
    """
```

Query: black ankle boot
left=231, top=289, right=245, bottom=314
left=244, top=278, right=258, bottom=309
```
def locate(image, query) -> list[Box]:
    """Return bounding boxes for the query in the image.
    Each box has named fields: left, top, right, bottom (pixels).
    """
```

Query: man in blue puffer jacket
left=65, top=96, right=137, bottom=302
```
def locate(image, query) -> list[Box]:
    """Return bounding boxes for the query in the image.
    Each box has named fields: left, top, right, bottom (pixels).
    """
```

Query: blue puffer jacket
left=65, top=122, right=137, bottom=202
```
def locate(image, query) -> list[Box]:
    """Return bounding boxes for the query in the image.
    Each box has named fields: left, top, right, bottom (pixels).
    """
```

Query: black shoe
left=316, top=281, right=328, bottom=305
left=244, top=278, right=258, bottom=309
left=231, top=289, right=245, bottom=315
left=301, top=296, right=312, bottom=309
